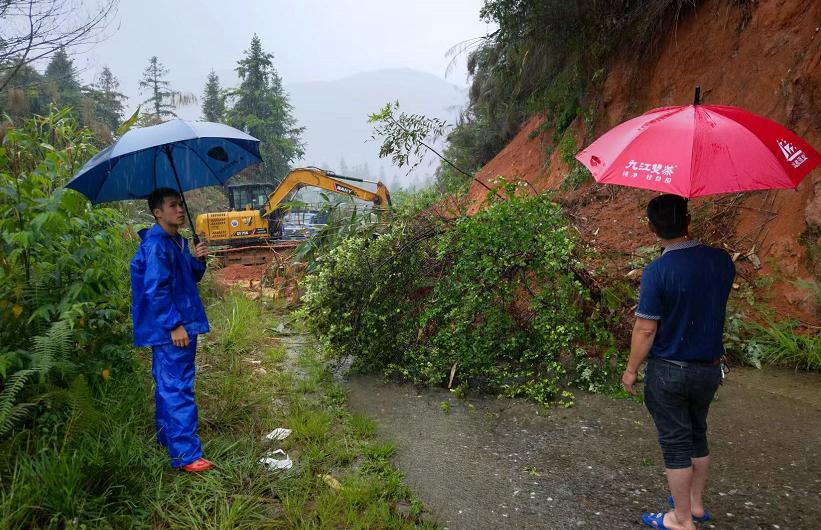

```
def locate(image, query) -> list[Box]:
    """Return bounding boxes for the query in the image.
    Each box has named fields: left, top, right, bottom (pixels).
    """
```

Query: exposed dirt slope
left=468, top=0, right=821, bottom=325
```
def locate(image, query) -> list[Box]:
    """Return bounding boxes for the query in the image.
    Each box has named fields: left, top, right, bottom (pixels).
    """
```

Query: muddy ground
left=344, top=367, right=821, bottom=529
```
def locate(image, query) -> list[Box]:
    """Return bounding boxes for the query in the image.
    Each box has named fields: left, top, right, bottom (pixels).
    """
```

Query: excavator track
left=210, top=240, right=300, bottom=267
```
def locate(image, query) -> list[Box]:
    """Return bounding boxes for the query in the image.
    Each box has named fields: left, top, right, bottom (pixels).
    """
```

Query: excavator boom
left=260, top=167, right=391, bottom=217
left=195, top=167, right=391, bottom=249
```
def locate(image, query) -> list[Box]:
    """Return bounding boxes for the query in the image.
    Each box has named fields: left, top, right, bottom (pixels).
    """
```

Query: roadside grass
left=725, top=298, right=821, bottom=372
left=0, top=281, right=435, bottom=528
left=0, top=371, right=169, bottom=528
left=746, top=318, right=821, bottom=371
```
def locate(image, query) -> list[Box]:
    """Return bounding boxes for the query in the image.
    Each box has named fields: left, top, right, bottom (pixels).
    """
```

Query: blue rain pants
left=152, top=336, right=202, bottom=468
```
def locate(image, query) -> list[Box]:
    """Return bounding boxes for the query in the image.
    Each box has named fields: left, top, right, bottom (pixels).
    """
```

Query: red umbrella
left=575, top=97, right=820, bottom=198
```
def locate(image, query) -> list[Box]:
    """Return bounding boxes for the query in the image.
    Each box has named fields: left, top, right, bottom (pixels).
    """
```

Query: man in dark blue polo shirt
left=621, top=194, right=735, bottom=530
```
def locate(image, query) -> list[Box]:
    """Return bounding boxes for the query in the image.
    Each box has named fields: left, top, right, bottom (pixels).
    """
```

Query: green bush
left=0, top=109, right=135, bottom=437
left=0, top=370, right=168, bottom=528
left=444, top=0, right=711, bottom=177
left=557, top=133, right=592, bottom=190
left=302, top=192, right=620, bottom=405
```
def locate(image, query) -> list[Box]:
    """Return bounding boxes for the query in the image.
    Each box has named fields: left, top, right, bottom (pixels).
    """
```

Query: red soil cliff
left=467, top=0, right=821, bottom=325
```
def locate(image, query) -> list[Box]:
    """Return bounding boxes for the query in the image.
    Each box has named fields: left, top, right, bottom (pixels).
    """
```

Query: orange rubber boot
left=180, top=458, right=214, bottom=472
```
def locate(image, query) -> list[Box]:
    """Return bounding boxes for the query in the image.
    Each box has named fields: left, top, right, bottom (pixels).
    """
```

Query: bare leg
left=690, top=456, right=710, bottom=518
left=664, top=467, right=698, bottom=530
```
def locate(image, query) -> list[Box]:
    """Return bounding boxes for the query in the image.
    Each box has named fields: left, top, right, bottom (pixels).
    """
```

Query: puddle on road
left=343, top=368, right=821, bottom=530
left=728, top=366, right=821, bottom=409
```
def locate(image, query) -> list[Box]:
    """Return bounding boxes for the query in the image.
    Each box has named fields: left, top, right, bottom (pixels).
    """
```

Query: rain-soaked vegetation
left=1, top=0, right=818, bottom=527
left=301, top=184, right=625, bottom=406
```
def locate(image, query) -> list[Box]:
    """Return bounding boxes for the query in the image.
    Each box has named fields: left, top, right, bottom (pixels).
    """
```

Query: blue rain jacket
left=131, top=224, right=209, bottom=346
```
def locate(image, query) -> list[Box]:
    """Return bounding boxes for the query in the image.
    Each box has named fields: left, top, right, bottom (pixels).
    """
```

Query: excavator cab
left=226, top=183, right=276, bottom=211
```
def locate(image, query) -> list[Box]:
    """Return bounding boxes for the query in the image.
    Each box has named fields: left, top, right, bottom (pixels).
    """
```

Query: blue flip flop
left=641, top=511, right=672, bottom=529
left=668, top=495, right=711, bottom=522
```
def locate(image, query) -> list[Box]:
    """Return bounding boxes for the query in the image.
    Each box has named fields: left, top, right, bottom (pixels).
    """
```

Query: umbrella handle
left=163, top=145, right=200, bottom=246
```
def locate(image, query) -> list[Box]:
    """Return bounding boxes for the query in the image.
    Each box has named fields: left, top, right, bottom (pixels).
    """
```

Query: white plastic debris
left=265, top=427, right=292, bottom=441
left=259, top=449, right=292, bottom=470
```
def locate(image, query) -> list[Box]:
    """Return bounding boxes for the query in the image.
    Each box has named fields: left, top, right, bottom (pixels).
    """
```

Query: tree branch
left=385, top=112, right=496, bottom=194
left=0, top=2, right=35, bottom=93
left=0, top=0, right=118, bottom=91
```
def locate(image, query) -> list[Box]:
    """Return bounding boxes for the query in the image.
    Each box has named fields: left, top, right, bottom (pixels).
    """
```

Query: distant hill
left=286, top=68, right=467, bottom=190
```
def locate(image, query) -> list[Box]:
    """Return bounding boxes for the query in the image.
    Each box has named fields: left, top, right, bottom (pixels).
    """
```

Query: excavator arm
left=261, top=167, right=391, bottom=218
left=195, top=167, right=391, bottom=250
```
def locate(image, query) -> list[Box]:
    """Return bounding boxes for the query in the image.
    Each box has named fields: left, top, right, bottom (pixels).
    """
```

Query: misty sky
left=74, top=0, right=495, bottom=116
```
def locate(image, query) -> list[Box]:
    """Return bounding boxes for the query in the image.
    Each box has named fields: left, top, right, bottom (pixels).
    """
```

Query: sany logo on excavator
left=334, top=184, right=355, bottom=195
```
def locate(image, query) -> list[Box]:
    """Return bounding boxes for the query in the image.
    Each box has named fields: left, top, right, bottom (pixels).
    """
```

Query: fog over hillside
left=286, top=68, right=467, bottom=190
left=127, top=67, right=467, bottom=193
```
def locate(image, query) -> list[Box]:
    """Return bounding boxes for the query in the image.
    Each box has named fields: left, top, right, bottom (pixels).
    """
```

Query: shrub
left=301, top=192, right=620, bottom=405
left=557, top=133, right=592, bottom=190
left=444, top=0, right=712, bottom=176
left=724, top=308, right=821, bottom=372
left=0, top=109, right=135, bottom=436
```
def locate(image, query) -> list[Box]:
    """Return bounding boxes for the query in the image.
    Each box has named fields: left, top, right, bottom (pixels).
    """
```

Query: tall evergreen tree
left=139, top=56, right=177, bottom=122
left=337, top=157, right=349, bottom=175
left=90, top=66, right=126, bottom=132
left=43, top=48, right=82, bottom=110
left=226, top=35, right=304, bottom=183
left=201, top=70, right=225, bottom=122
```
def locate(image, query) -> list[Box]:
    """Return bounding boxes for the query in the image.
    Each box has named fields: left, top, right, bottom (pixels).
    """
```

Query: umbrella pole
left=163, top=145, right=200, bottom=245
left=693, top=86, right=701, bottom=105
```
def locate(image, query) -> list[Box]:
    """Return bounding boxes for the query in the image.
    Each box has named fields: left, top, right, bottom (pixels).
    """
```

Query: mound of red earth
left=464, top=0, right=820, bottom=326
left=214, top=264, right=269, bottom=286
left=213, top=258, right=306, bottom=305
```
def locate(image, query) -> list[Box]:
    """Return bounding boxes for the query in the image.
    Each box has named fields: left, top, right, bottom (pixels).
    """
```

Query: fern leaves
left=31, top=320, right=74, bottom=383
left=0, top=320, right=76, bottom=437
left=0, top=369, right=36, bottom=437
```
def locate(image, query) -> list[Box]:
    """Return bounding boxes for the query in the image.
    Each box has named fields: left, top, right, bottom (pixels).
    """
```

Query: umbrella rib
left=153, top=145, right=161, bottom=193
left=690, top=107, right=740, bottom=196
left=90, top=158, right=114, bottom=203
left=689, top=106, right=701, bottom=198
left=180, top=119, right=198, bottom=138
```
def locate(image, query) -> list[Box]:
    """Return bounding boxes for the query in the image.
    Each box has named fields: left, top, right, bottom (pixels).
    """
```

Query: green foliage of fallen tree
left=301, top=188, right=623, bottom=405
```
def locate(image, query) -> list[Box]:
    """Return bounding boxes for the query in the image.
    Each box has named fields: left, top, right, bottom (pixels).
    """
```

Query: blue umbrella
left=66, top=119, right=262, bottom=241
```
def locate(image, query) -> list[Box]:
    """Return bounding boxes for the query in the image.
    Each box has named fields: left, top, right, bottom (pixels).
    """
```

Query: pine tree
left=338, top=157, right=349, bottom=175
left=90, top=66, right=126, bottom=132
left=226, top=34, right=304, bottom=183
left=351, top=162, right=372, bottom=179
left=201, top=70, right=225, bottom=122
left=139, top=56, right=177, bottom=122
left=43, top=48, right=82, bottom=110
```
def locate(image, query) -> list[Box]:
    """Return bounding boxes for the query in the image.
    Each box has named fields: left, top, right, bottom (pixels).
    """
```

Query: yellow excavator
left=195, top=167, right=392, bottom=248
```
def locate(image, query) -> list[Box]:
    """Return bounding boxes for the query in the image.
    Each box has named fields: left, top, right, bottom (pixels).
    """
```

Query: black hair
left=647, top=194, right=689, bottom=239
left=147, top=187, right=182, bottom=218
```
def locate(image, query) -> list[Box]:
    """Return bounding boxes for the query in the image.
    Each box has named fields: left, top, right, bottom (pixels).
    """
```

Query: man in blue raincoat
left=131, top=187, right=213, bottom=472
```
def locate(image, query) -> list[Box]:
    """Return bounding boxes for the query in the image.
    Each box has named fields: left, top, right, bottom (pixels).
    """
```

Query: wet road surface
left=344, top=367, right=821, bottom=529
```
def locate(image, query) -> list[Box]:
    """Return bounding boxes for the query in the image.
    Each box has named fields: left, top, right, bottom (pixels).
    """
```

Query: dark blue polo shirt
left=636, top=240, right=735, bottom=362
